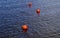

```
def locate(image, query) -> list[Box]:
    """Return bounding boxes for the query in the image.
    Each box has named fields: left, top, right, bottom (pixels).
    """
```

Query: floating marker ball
left=28, top=2, right=32, bottom=7
left=36, top=8, right=41, bottom=15
left=21, top=24, right=29, bottom=32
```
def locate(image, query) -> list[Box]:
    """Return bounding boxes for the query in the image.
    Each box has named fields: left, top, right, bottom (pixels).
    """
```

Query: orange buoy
left=36, top=8, right=41, bottom=15
left=21, top=24, right=29, bottom=32
left=28, top=2, right=32, bottom=8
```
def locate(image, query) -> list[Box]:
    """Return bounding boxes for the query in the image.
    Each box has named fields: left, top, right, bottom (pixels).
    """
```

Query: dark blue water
left=0, top=0, right=60, bottom=38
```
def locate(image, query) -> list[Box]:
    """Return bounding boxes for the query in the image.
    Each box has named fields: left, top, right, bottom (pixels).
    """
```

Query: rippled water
left=0, top=0, right=60, bottom=38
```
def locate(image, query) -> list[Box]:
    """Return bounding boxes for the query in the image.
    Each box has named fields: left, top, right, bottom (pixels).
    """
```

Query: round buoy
left=21, top=24, right=29, bottom=32
left=28, top=2, right=32, bottom=8
left=36, top=8, right=40, bottom=15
